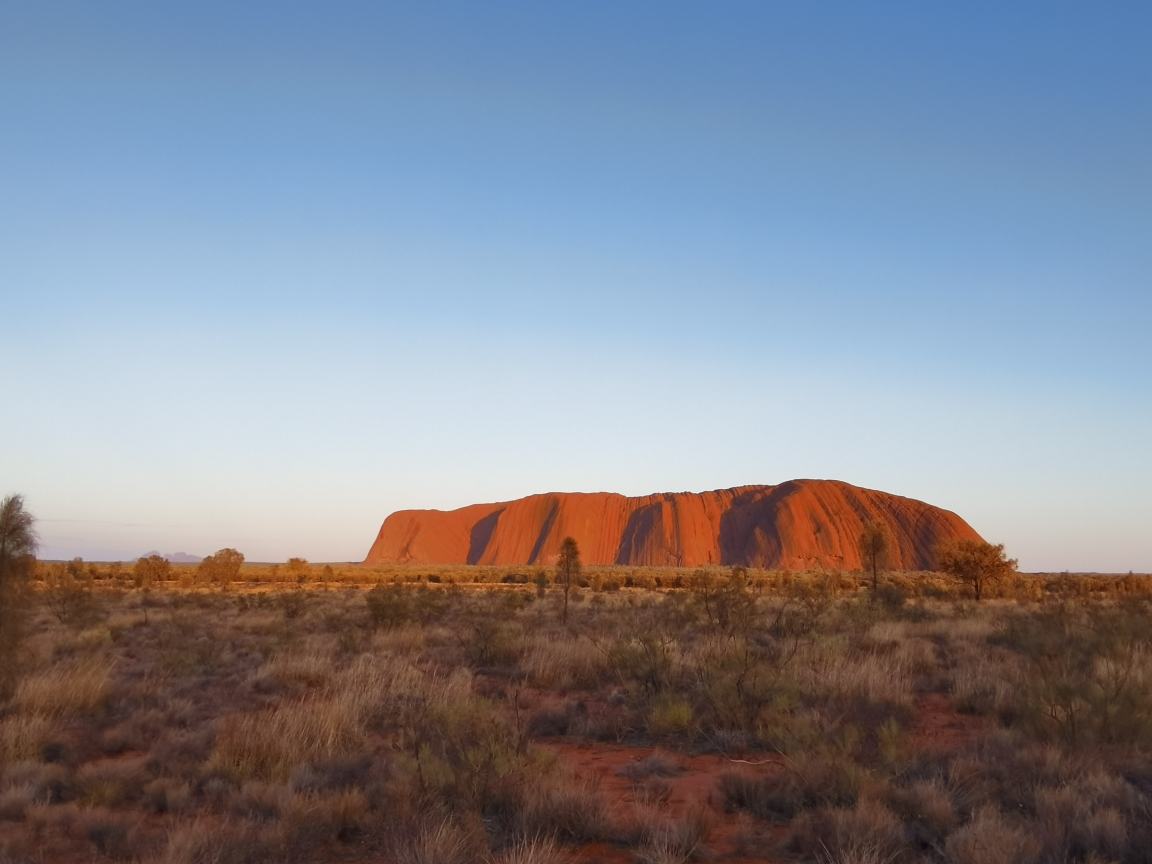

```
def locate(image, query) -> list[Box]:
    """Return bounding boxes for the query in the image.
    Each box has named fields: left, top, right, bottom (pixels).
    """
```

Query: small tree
left=134, top=554, right=171, bottom=587
left=43, top=561, right=98, bottom=627
left=198, top=548, right=244, bottom=584
left=937, top=539, right=1017, bottom=602
left=286, top=557, right=310, bottom=584
left=0, top=495, right=37, bottom=696
left=66, top=557, right=84, bottom=579
left=556, top=536, right=581, bottom=625
left=858, top=522, right=890, bottom=597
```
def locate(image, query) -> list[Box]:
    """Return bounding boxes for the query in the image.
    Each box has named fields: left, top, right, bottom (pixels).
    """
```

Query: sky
left=1, top=1, right=1149, bottom=570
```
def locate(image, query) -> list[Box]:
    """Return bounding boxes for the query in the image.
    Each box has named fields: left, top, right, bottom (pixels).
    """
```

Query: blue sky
left=2, top=2, right=1149, bottom=569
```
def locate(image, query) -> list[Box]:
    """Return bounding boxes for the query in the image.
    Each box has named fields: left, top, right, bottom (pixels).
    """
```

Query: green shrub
left=459, top=618, right=520, bottom=668
left=279, top=590, right=308, bottom=619
left=1003, top=606, right=1152, bottom=747
left=366, top=584, right=411, bottom=630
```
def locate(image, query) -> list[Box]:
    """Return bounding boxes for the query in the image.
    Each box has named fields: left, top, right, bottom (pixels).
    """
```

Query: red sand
left=547, top=740, right=786, bottom=863
left=543, top=693, right=990, bottom=863
left=906, top=693, right=987, bottom=752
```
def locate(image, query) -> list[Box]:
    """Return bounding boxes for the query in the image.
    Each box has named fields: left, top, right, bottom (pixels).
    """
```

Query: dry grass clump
left=155, top=818, right=219, bottom=864
left=395, top=819, right=478, bottom=864
left=790, top=798, right=904, bottom=864
left=720, top=756, right=865, bottom=824
left=208, top=697, right=365, bottom=781
left=521, top=634, right=608, bottom=689
left=229, top=780, right=292, bottom=821
left=944, top=807, right=1042, bottom=864
left=492, top=837, right=563, bottom=864
left=142, top=777, right=194, bottom=815
left=796, top=637, right=918, bottom=707
left=75, top=806, right=137, bottom=858
left=1032, top=771, right=1135, bottom=862
left=370, top=623, right=428, bottom=654
left=156, top=817, right=282, bottom=864
left=214, top=650, right=476, bottom=781
left=950, top=649, right=1017, bottom=716
left=257, top=648, right=333, bottom=691
left=0, top=714, right=55, bottom=762
left=886, top=777, right=957, bottom=842
left=1038, top=791, right=1126, bottom=861
left=77, top=758, right=147, bottom=806
left=283, top=787, right=370, bottom=847
left=516, top=771, right=610, bottom=843
left=13, top=654, right=111, bottom=717
left=631, top=804, right=712, bottom=864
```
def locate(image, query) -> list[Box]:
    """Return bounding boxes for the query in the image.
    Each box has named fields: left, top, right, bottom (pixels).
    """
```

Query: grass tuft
left=14, top=655, right=112, bottom=717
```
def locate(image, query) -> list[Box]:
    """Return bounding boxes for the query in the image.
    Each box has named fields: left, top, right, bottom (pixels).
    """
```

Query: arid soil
left=364, top=480, right=983, bottom=569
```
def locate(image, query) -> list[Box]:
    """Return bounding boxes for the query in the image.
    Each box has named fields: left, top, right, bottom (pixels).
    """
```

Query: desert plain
left=5, top=488, right=1152, bottom=864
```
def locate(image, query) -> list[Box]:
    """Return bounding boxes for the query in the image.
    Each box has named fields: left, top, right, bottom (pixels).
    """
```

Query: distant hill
left=141, top=551, right=203, bottom=564
left=363, top=480, right=983, bottom=570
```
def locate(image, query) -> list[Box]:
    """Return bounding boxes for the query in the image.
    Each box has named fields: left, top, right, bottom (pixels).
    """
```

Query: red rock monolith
left=363, top=480, right=983, bottom=570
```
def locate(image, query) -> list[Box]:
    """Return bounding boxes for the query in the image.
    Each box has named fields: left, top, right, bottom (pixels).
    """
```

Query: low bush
left=788, top=798, right=904, bottom=863
left=78, top=807, right=135, bottom=859
left=77, top=760, right=144, bottom=807
left=527, top=705, right=577, bottom=738
left=157, top=818, right=284, bottom=864
left=394, top=819, right=478, bottom=864
left=633, top=804, right=711, bottom=864
left=41, top=565, right=101, bottom=628
left=459, top=617, right=521, bottom=668
left=289, top=756, right=375, bottom=794
left=886, top=778, right=957, bottom=844
left=721, top=752, right=864, bottom=823
left=143, top=778, right=194, bottom=815
left=721, top=771, right=800, bottom=822
left=647, top=699, right=693, bottom=739
left=278, top=590, right=308, bottom=619
left=1003, top=605, right=1152, bottom=747
left=516, top=771, right=610, bottom=844
left=945, top=807, right=1042, bottom=864
left=365, top=584, right=411, bottom=630
left=283, top=787, right=368, bottom=847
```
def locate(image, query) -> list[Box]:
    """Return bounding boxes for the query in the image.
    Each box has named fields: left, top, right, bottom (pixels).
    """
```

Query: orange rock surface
left=362, top=480, right=983, bottom=570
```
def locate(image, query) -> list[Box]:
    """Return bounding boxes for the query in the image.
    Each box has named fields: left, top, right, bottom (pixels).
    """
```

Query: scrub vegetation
left=2, top=552, right=1152, bottom=863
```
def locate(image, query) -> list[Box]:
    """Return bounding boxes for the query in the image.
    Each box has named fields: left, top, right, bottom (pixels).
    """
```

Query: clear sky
left=2, top=2, right=1149, bottom=570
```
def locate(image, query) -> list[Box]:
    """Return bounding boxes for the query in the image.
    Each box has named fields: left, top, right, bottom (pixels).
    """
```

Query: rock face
left=363, top=480, right=983, bottom=570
